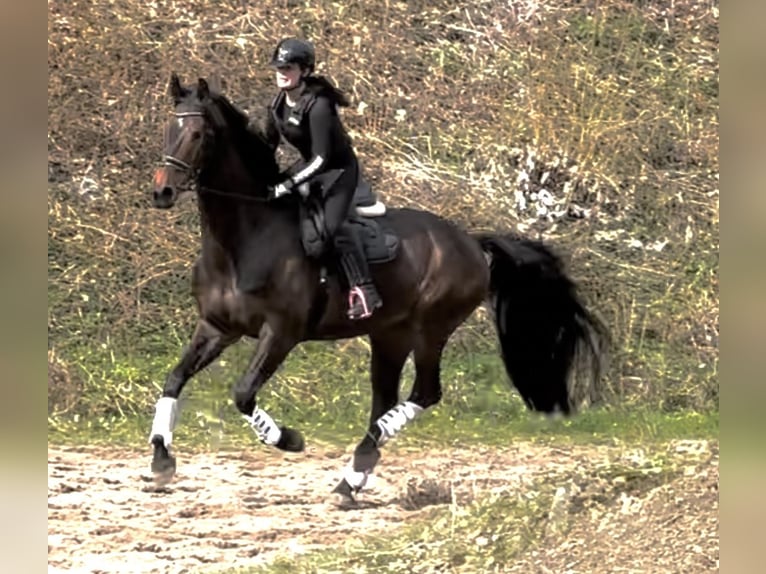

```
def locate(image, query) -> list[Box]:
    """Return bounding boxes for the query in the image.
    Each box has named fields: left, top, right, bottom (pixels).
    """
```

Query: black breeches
left=322, top=162, right=359, bottom=238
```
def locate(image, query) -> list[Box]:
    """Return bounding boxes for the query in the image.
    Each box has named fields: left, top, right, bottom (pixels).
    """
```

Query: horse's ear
left=169, top=72, right=183, bottom=102
left=197, top=78, right=210, bottom=100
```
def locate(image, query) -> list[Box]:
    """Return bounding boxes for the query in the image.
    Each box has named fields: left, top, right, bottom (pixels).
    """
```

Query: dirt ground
left=48, top=440, right=718, bottom=573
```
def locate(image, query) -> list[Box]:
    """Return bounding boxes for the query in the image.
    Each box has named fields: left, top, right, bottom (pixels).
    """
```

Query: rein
left=197, top=185, right=274, bottom=203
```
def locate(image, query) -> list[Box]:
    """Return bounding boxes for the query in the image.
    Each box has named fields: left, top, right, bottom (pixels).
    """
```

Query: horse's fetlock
left=233, top=391, right=255, bottom=415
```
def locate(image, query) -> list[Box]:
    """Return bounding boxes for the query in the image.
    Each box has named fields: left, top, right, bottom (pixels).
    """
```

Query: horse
left=148, top=73, right=609, bottom=504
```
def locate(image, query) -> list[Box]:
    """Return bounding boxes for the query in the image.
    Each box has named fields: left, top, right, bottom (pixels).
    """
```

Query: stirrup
left=347, top=285, right=380, bottom=320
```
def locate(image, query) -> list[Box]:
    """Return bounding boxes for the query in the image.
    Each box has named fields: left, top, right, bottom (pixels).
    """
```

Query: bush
left=48, top=0, right=718, bottom=419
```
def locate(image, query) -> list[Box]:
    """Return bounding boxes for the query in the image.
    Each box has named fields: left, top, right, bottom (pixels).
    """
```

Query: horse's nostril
left=153, top=186, right=175, bottom=207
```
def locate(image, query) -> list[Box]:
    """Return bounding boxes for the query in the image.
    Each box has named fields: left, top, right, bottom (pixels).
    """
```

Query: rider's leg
left=335, top=225, right=382, bottom=319
left=323, top=164, right=382, bottom=319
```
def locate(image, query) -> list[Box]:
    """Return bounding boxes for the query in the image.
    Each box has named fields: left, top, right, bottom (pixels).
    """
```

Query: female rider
left=265, top=38, right=382, bottom=320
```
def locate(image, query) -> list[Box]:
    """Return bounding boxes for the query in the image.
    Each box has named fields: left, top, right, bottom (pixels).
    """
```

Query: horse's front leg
left=233, top=321, right=304, bottom=452
left=149, top=320, right=239, bottom=482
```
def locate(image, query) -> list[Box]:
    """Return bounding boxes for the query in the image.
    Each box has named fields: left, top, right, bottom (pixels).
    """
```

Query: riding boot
left=337, top=226, right=382, bottom=320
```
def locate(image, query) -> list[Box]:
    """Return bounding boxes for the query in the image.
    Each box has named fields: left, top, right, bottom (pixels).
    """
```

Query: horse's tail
left=476, top=233, right=610, bottom=415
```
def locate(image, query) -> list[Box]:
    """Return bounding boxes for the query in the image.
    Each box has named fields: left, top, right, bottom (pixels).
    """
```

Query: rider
left=264, top=37, right=382, bottom=320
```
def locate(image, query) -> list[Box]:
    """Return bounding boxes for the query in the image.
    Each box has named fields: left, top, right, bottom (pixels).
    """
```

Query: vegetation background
left=48, top=0, right=718, bottom=448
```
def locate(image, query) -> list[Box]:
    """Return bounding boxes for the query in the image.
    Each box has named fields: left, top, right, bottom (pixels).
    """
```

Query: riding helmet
left=270, top=38, right=315, bottom=72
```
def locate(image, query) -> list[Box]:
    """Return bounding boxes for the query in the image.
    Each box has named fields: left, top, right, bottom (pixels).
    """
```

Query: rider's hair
left=304, top=76, right=350, bottom=108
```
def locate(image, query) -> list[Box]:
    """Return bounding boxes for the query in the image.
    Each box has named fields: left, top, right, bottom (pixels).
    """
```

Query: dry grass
left=48, top=0, right=718, bottom=415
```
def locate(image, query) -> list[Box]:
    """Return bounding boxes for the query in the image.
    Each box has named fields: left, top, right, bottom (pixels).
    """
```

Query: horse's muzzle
left=153, top=186, right=176, bottom=209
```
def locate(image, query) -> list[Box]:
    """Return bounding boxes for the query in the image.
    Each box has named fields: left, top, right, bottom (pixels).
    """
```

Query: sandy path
left=48, top=442, right=601, bottom=573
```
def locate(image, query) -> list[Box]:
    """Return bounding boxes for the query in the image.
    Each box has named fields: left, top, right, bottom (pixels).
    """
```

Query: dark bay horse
left=148, top=74, right=609, bottom=503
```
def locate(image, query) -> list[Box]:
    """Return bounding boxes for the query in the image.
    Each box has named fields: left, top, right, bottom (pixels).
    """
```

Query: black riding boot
left=337, top=226, right=382, bottom=320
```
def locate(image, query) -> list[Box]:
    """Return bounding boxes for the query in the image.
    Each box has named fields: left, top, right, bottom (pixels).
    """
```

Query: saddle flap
left=345, top=216, right=399, bottom=264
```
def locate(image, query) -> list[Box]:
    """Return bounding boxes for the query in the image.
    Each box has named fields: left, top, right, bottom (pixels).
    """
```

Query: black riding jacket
left=265, top=77, right=356, bottom=187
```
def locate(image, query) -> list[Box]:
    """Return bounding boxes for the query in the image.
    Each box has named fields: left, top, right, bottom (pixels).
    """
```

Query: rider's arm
left=288, top=96, right=334, bottom=186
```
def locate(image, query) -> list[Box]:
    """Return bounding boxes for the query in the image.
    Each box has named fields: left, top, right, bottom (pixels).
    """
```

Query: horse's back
left=376, top=207, right=490, bottom=321
left=384, top=207, right=486, bottom=263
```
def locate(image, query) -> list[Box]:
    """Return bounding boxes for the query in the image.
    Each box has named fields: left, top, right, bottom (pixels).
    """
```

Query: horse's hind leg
left=332, top=331, right=411, bottom=503
left=406, top=334, right=448, bottom=417
left=335, top=327, right=454, bottom=503
left=149, top=320, right=238, bottom=482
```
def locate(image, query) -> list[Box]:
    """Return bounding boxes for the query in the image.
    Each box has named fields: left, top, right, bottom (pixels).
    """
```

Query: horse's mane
left=198, top=88, right=281, bottom=185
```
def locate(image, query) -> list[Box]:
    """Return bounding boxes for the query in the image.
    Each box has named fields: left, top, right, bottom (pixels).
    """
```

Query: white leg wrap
left=244, top=406, right=282, bottom=446
left=376, top=401, right=424, bottom=445
left=149, top=397, right=178, bottom=447
left=343, top=463, right=373, bottom=490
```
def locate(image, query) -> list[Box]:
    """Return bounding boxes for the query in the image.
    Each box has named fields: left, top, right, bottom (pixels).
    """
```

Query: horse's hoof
left=152, top=464, right=176, bottom=486
left=150, top=435, right=176, bottom=485
left=276, top=427, right=304, bottom=452
left=329, top=479, right=357, bottom=509
left=328, top=491, right=358, bottom=509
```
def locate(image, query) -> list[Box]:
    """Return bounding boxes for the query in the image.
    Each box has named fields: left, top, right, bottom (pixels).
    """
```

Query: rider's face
left=275, top=63, right=303, bottom=90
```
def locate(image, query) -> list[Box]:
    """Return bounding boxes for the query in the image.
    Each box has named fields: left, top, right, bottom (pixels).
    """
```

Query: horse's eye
left=191, top=131, right=202, bottom=140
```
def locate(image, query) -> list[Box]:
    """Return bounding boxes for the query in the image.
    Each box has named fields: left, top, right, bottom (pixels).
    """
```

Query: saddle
left=300, top=181, right=399, bottom=263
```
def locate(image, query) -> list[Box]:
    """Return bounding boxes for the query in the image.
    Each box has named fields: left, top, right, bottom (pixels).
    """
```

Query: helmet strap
left=283, top=81, right=306, bottom=106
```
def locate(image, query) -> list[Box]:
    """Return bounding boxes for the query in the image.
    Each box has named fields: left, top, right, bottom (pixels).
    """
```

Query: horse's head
left=152, top=73, right=279, bottom=209
left=152, top=74, right=214, bottom=208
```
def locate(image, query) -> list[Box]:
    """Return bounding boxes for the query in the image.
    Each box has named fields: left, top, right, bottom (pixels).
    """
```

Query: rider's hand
left=296, top=182, right=310, bottom=198
left=273, top=179, right=294, bottom=198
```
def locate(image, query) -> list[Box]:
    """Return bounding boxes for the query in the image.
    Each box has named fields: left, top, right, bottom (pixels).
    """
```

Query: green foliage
left=48, top=0, right=718, bottom=432
left=48, top=336, right=717, bottom=451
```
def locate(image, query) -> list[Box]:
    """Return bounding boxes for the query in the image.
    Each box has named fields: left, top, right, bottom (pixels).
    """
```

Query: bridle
left=163, top=110, right=205, bottom=175
left=162, top=109, right=274, bottom=203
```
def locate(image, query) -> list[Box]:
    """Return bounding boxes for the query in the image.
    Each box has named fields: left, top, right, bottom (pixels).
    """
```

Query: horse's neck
left=195, top=143, right=295, bottom=272
left=201, top=137, right=265, bottom=195
left=197, top=192, right=265, bottom=269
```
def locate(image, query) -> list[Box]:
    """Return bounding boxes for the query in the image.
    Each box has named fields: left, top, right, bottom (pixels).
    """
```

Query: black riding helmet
left=270, top=38, right=315, bottom=73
